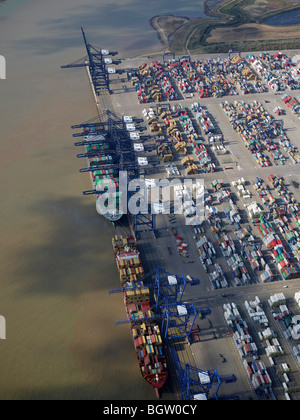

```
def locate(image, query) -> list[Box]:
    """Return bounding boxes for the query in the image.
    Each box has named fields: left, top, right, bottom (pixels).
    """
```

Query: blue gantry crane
left=132, top=212, right=157, bottom=238
left=112, top=267, right=200, bottom=344
left=61, top=27, right=124, bottom=94
left=114, top=299, right=198, bottom=344
left=160, top=300, right=198, bottom=343
left=109, top=266, right=185, bottom=306
left=169, top=347, right=238, bottom=400
left=169, top=348, right=222, bottom=400
left=80, top=27, right=113, bottom=93
left=109, top=266, right=228, bottom=399
left=73, top=112, right=140, bottom=189
left=110, top=266, right=185, bottom=305
left=154, top=267, right=186, bottom=312
left=153, top=268, right=198, bottom=343
left=72, top=112, right=162, bottom=227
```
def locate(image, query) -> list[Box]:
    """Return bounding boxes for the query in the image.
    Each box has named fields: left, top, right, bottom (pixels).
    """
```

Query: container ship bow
left=76, top=124, right=124, bottom=223
left=112, top=234, right=168, bottom=398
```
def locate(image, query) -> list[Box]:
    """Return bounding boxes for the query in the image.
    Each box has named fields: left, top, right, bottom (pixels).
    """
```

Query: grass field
left=154, top=0, right=300, bottom=54
left=208, top=22, right=300, bottom=44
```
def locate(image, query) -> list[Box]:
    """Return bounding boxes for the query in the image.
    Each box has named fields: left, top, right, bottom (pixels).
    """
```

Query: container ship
left=77, top=127, right=124, bottom=222
left=112, top=234, right=168, bottom=397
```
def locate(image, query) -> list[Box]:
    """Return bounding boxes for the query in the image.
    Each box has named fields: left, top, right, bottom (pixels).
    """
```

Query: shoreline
left=149, top=1, right=300, bottom=55
left=149, top=15, right=170, bottom=51
left=149, top=14, right=191, bottom=52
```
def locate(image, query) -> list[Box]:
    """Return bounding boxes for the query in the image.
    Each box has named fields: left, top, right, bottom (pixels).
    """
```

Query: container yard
left=64, top=33, right=300, bottom=401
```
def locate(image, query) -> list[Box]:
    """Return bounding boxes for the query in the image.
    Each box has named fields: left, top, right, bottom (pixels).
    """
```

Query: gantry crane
left=169, top=348, right=222, bottom=400
left=61, top=27, right=124, bottom=94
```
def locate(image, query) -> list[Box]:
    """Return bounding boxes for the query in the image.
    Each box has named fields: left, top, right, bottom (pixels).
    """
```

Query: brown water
left=0, top=0, right=220, bottom=400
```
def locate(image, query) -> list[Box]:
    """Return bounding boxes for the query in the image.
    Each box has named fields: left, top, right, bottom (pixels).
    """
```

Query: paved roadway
left=136, top=211, right=300, bottom=400
left=107, top=53, right=300, bottom=400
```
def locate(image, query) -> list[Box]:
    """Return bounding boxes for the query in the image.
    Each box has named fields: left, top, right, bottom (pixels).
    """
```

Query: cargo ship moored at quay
left=76, top=128, right=169, bottom=395
left=112, top=234, right=168, bottom=398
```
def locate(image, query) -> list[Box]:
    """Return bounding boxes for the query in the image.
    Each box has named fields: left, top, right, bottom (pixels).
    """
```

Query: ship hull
left=112, top=234, right=168, bottom=396
left=96, top=204, right=123, bottom=222
left=144, top=373, right=168, bottom=389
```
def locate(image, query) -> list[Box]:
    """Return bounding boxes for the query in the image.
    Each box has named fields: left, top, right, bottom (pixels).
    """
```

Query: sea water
left=0, top=0, right=222, bottom=400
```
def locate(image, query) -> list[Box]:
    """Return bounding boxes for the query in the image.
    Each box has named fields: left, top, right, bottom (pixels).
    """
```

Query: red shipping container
left=257, top=375, right=263, bottom=386
left=247, top=366, right=253, bottom=376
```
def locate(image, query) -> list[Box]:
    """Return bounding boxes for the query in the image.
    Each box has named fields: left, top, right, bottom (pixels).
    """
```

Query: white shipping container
left=282, top=363, right=289, bottom=372
left=252, top=377, right=260, bottom=390
left=238, top=348, right=244, bottom=358
left=251, top=342, right=258, bottom=353
left=233, top=309, right=240, bottom=318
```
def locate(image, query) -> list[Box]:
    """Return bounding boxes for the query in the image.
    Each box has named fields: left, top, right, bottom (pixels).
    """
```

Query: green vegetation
left=170, top=18, right=216, bottom=54
left=200, top=38, right=300, bottom=55
left=218, top=0, right=256, bottom=20
left=168, top=0, right=300, bottom=54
